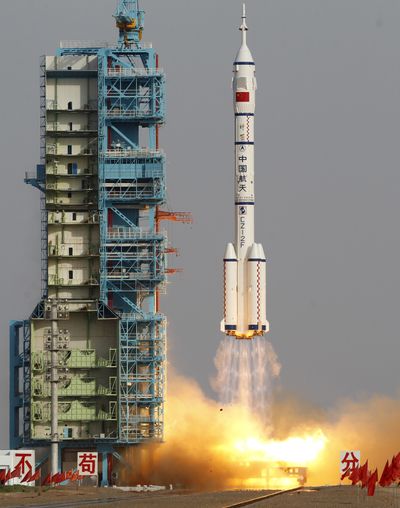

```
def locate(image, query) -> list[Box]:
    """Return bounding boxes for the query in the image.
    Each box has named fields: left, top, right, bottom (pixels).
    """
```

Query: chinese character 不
left=78, top=453, right=97, bottom=475
left=341, top=452, right=359, bottom=475
left=14, top=453, right=33, bottom=476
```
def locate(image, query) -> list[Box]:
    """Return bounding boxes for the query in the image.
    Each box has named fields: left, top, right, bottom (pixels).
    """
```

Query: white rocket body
left=221, top=5, right=269, bottom=339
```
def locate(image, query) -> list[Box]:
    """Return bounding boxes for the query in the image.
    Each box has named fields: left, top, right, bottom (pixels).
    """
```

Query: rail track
left=223, top=487, right=304, bottom=507
left=8, top=486, right=305, bottom=508
left=10, top=493, right=160, bottom=508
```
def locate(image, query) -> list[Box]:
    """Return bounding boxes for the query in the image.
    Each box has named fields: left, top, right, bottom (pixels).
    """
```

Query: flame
left=119, top=372, right=329, bottom=489
left=232, top=431, right=327, bottom=465
left=212, top=422, right=328, bottom=489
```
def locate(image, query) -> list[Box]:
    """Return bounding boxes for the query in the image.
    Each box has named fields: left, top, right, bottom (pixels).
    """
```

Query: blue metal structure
left=10, top=0, right=168, bottom=483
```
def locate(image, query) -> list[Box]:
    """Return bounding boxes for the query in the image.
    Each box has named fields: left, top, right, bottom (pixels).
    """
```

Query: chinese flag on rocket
left=236, top=92, right=250, bottom=102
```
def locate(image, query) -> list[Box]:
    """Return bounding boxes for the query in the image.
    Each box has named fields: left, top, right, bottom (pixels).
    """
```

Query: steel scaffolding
left=97, top=39, right=166, bottom=444
left=10, top=1, right=168, bottom=480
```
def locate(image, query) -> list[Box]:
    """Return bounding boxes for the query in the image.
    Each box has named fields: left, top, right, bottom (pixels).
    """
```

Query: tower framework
left=10, top=1, right=168, bottom=483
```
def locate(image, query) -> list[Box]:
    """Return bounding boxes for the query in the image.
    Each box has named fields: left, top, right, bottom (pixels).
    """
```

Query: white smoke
left=212, top=337, right=281, bottom=423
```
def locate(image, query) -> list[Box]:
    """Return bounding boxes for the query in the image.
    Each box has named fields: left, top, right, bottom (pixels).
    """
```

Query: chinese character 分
left=341, top=452, right=359, bottom=474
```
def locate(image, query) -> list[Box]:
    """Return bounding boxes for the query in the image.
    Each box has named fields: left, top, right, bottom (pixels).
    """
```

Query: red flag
left=51, top=472, right=62, bottom=484
left=30, top=469, right=41, bottom=483
left=65, top=470, right=73, bottom=480
left=360, top=460, right=369, bottom=488
left=393, top=453, right=400, bottom=481
left=388, top=456, right=397, bottom=483
left=349, top=466, right=361, bottom=485
left=20, top=470, right=32, bottom=483
left=5, top=469, right=12, bottom=483
left=341, top=467, right=351, bottom=481
left=53, top=471, right=67, bottom=484
left=71, top=471, right=80, bottom=482
left=379, top=460, right=389, bottom=487
left=41, top=473, right=51, bottom=486
left=236, top=91, right=250, bottom=103
left=11, top=465, right=21, bottom=479
left=0, top=470, right=6, bottom=483
left=385, top=460, right=393, bottom=486
left=368, top=468, right=378, bottom=496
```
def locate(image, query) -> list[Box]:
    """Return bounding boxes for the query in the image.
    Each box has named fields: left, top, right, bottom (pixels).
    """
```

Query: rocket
left=221, top=4, right=269, bottom=339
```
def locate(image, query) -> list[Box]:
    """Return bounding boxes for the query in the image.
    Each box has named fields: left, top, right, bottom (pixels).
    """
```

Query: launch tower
left=9, top=0, right=171, bottom=484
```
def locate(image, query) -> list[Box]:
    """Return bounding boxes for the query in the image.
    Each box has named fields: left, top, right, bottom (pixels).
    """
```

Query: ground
left=1, top=485, right=400, bottom=507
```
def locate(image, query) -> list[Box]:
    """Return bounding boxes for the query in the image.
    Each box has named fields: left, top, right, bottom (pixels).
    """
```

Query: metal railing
left=25, top=171, right=39, bottom=181
left=48, top=213, right=99, bottom=225
left=48, top=275, right=99, bottom=286
left=48, top=243, right=99, bottom=256
left=59, top=40, right=153, bottom=49
left=119, top=312, right=165, bottom=322
left=107, top=271, right=163, bottom=281
left=46, top=145, right=97, bottom=156
left=46, top=99, right=98, bottom=111
left=106, top=227, right=166, bottom=240
left=47, top=123, right=96, bottom=132
left=104, top=252, right=159, bottom=260
left=107, top=67, right=164, bottom=77
left=105, top=189, right=163, bottom=200
left=106, top=109, right=162, bottom=118
left=46, top=169, right=96, bottom=176
left=104, top=168, right=164, bottom=179
left=46, top=184, right=96, bottom=191
left=102, top=148, right=164, bottom=159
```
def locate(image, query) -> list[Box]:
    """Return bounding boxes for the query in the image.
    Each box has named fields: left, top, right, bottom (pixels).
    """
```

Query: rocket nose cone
left=258, top=244, right=266, bottom=261
left=224, top=243, right=237, bottom=260
left=235, top=44, right=254, bottom=64
left=248, top=243, right=259, bottom=260
left=236, top=3, right=254, bottom=64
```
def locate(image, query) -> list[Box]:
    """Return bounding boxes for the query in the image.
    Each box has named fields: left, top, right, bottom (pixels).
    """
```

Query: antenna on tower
left=114, top=0, right=144, bottom=48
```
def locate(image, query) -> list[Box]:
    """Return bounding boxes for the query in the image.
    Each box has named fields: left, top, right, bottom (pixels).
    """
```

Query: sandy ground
left=2, top=485, right=400, bottom=507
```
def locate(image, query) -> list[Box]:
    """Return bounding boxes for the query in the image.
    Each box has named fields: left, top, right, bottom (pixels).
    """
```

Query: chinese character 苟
left=78, top=453, right=97, bottom=475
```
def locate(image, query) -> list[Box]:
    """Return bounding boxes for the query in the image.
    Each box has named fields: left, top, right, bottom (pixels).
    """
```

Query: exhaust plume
left=212, top=337, right=281, bottom=420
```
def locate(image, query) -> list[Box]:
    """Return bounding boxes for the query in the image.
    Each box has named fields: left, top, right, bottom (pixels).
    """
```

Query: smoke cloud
left=120, top=370, right=266, bottom=489
left=119, top=344, right=400, bottom=489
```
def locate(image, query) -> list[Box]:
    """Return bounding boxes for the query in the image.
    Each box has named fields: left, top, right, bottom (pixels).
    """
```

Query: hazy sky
left=1, top=0, right=400, bottom=447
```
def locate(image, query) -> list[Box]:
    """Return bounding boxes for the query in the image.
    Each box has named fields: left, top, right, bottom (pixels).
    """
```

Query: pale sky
left=1, top=0, right=400, bottom=446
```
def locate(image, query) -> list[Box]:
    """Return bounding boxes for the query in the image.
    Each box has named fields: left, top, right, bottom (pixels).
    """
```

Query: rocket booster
left=221, top=4, right=269, bottom=339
